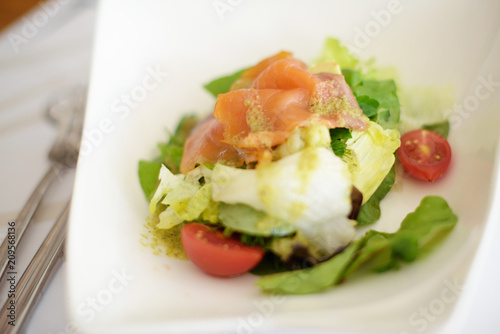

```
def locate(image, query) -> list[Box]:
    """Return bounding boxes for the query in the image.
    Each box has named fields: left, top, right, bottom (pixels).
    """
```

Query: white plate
left=66, top=0, right=500, bottom=333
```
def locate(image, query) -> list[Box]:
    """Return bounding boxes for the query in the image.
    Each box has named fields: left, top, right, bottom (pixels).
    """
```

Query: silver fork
left=0, top=87, right=86, bottom=333
left=0, top=202, right=71, bottom=334
left=0, top=87, right=86, bottom=282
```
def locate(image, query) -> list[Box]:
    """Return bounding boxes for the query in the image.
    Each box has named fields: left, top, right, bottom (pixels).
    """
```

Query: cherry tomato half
left=181, top=223, right=265, bottom=277
left=398, top=129, right=452, bottom=182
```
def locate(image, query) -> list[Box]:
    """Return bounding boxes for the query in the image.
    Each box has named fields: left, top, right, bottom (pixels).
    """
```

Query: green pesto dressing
left=256, top=161, right=281, bottom=210
left=310, top=94, right=358, bottom=120
left=245, top=95, right=273, bottom=133
left=296, top=147, right=320, bottom=194
left=141, top=214, right=187, bottom=259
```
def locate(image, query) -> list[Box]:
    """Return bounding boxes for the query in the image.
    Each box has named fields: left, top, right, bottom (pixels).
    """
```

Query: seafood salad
left=139, top=38, right=456, bottom=294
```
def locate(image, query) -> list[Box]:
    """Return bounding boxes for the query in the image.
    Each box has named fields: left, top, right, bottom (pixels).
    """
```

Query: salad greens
left=356, top=95, right=379, bottom=119
left=329, top=128, right=352, bottom=157
left=138, top=160, right=162, bottom=201
left=357, top=165, right=396, bottom=225
left=150, top=164, right=214, bottom=229
left=256, top=196, right=457, bottom=294
left=345, top=121, right=399, bottom=203
left=422, top=120, right=450, bottom=138
left=204, top=68, right=247, bottom=98
left=138, top=37, right=457, bottom=295
left=315, top=38, right=401, bottom=223
left=314, top=37, right=360, bottom=72
left=353, top=79, right=401, bottom=130
left=139, top=115, right=198, bottom=200
left=317, top=38, right=400, bottom=130
left=218, top=203, right=295, bottom=237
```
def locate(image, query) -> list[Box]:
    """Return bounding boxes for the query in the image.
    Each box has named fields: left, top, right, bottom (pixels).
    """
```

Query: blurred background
left=1, top=1, right=499, bottom=334
left=0, top=0, right=96, bottom=332
left=0, top=0, right=43, bottom=31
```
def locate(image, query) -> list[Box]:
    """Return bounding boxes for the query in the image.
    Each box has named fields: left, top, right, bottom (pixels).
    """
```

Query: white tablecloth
left=0, top=1, right=499, bottom=333
left=0, top=1, right=96, bottom=332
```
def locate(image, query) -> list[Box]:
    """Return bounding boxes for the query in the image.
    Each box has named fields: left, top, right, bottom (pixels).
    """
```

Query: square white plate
left=66, top=0, right=500, bottom=333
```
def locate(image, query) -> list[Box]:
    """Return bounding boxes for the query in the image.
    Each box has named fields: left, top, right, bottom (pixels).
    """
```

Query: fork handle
left=0, top=202, right=69, bottom=334
left=0, top=163, right=65, bottom=283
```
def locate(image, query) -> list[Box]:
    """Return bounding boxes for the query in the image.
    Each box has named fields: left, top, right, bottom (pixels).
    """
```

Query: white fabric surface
left=0, top=1, right=96, bottom=332
left=0, top=1, right=499, bottom=333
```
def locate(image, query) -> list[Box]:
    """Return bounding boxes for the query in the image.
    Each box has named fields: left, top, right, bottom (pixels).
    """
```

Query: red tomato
left=181, top=223, right=265, bottom=277
left=398, top=129, right=452, bottom=182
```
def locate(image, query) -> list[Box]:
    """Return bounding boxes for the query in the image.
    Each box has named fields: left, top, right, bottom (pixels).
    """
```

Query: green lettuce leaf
left=357, top=95, right=379, bottom=119
left=312, top=38, right=401, bottom=130
left=342, top=231, right=391, bottom=276
left=163, top=183, right=212, bottom=222
left=422, top=120, right=450, bottom=139
left=256, top=196, right=457, bottom=294
left=358, top=195, right=459, bottom=272
left=157, top=145, right=183, bottom=174
left=204, top=68, right=247, bottom=97
left=150, top=165, right=214, bottom=229
left=256, top=241, right=359, bottom=294
left=138, top=160, right=162, bottom=201
left=218, top=203, right=295, bottom=237
left=346, top=121, right=400, bottom=203
left=397, top=196, right=458, bottom=255
left=160, top=115, right=199, bottom=174
left=329, top=128, right=352, bottom=157
left=149, top=165, right=212, bottom=229
left=342, top=67, right=401, bottom=130
left=357, top=165, right=396, bottom=225
left=149, top=165, right=182, bottom=214
left=354, top=79, right=400, bottom=130
left=314, top=37, right=360, bottom=71
left=343, top=69, right=362, bottom=87
left=156, top=206, right=184, bottom=229
left=138, top=115, right=198, bottom=200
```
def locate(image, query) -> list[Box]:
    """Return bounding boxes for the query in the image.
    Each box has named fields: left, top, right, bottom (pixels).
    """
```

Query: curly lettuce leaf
left=149, top=165, right=213, bottom=229
left=156, top=206, right=184, bottom=229
left=346, top=122, right=400, bottom=203
left=314, top=37, right=360, bottom=71
left=256, top=196, right=457, bottom=294
left=149, top=165, right=182, bottom=214
left=163, top=183, right=212, bottom=222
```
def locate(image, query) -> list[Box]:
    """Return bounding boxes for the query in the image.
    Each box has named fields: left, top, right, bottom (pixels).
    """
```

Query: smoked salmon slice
left=252, top=58, right=367, bottom=130
left=180, top=118, right=244, bottom=173
left=213, top=88, right=311, bottom=149
left=230, top=51, right=292, bottom=91
left=180, top=52, right=369, bottom=173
